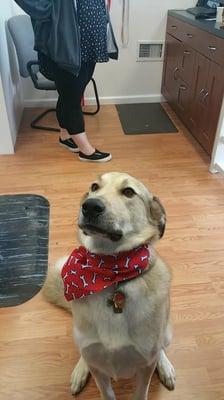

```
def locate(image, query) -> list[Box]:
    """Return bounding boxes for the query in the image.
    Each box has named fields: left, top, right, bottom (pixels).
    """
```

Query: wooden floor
left=0, top=105, right=224, bottom=400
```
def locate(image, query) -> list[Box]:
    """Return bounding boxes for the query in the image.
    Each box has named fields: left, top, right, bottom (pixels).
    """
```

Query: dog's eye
left=122, top=187, right=136, bottom=198
left=91, top=183, right=100, bottom=192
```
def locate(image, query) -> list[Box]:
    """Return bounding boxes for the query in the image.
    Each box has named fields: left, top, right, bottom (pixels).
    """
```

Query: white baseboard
left=23, top=94, right=165, bottom=108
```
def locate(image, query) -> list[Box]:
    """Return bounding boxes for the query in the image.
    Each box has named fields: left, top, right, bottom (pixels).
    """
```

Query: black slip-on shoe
left=79, top=149, right=112, bottom=163
left=59, top=138, right=79, bottom=153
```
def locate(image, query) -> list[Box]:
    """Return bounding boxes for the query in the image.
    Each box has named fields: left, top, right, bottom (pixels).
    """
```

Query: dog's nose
left=82, top=199, right=105, bottom=218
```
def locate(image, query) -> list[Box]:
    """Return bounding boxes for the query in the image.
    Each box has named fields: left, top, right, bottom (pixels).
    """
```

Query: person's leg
left=54, top=62, right=111, bottom=161
left=69, top=62, right=96, bottom=154
left=57, top=98, right=77, bottom=149
left=57, top=96, right=70, bottom=141
left=55, top=68, right=95, bottom=154
left=54, top=63, right=95, bottom=154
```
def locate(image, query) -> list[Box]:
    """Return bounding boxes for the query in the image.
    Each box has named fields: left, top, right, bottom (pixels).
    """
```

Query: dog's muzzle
left=79, top=198, right=123, bottom=242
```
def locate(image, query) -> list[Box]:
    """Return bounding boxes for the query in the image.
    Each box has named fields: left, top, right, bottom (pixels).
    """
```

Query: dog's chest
left=72, top=278, right=161, bottom=378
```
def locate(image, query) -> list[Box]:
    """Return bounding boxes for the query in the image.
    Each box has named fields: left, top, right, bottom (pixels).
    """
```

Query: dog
left=44, top=172, right=176, bottom=400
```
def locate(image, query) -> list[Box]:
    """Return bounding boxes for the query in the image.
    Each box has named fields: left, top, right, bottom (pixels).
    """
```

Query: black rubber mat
left=0, top=195, right=49, bottom=307
left=116, top=103, right=178, bottom=135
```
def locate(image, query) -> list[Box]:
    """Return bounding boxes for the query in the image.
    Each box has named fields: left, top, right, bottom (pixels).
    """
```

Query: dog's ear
left=149, top=196, right=166, bottom=238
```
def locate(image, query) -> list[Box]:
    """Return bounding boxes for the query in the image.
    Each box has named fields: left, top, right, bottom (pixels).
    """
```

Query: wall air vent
left=137, top=41, right=164, bottom=62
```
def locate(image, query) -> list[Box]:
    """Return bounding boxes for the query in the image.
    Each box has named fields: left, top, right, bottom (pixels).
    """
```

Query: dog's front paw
left=157, top=351, right=176, bottom=391
left=70, top=357, right=90, bottom=395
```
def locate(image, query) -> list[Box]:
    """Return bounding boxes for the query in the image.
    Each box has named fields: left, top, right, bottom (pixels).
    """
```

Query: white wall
left=0, top=0, right=23, bottom=153
left=14, top=0, right=195, bottom=107
left=0, top=75, right=14, bottom=154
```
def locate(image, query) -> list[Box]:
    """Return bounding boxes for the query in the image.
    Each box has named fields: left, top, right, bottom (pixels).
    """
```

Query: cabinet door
left=164, top=33, right=183, bottom=72
left=162, top=34, right=195, bottom=120
left=200, top=62, right=224, bottom=154
left=162, top=62, right=179, bottom=107
left=179, top=44, right=196, bottom=86
left=189, top=53, right=224, bottom=155
left=162, top=34, right=184, bottom=110
left=189, top=53, right=210, bottom=143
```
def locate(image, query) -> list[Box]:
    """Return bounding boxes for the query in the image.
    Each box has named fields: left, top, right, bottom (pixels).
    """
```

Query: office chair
left=7, top=15, right=100, bottom=133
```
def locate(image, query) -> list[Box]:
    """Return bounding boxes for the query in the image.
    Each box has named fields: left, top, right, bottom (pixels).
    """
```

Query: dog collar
left=61, top=245, right=151, bottom=301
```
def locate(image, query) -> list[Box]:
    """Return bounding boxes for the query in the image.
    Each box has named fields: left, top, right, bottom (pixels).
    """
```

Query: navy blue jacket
left=14, top=0, right=118, bottom=75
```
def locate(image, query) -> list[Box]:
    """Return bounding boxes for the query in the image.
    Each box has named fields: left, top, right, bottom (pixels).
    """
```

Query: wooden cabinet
left=162, top=15, right=224, bottom=156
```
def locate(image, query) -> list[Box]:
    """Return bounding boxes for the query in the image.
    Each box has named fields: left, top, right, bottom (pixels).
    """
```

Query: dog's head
left=78, top=172, right=166, bottom=254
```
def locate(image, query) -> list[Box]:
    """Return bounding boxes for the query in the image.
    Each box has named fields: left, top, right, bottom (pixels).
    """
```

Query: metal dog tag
left=107, top=290, right=125, bottom=313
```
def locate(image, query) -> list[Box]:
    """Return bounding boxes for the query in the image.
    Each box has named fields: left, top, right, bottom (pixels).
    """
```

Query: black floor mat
left=116, top=103, right=178, bottom=135
left=0, top=195, right=49, bottom=307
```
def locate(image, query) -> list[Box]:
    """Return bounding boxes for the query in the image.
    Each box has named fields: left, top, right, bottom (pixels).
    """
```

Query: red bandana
left=61, top=245, right=150, bottom=301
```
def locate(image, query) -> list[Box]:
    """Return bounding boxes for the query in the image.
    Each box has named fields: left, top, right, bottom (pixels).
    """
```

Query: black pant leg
left=54, top=62, right=96, bottom=134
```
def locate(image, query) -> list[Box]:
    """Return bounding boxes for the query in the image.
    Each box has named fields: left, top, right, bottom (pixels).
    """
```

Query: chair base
left=83, top=78, right=100, bottom=116
left=31, top=109, right=60, bottom=132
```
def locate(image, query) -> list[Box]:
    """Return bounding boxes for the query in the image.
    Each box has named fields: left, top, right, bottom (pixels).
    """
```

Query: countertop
left=168, top=10, right=224, bottom=39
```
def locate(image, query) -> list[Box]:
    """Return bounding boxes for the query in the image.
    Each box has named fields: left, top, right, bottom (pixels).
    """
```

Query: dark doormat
left=116, top=103, right=178, bottom=135
left=0, top=195, right=49, bottom=307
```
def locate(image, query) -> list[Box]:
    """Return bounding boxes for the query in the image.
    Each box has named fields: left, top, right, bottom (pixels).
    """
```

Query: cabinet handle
left=171, top=25, right=177, bottom=29
left=208, top=45, right=216, bottom=51
left=184, top=50, right=191, bottom=55
left=179, top=85, right=187, bottom=91
left=186, top=33, right=193, bottom=38
left=202, top=91, right=209, bottom=102
left=173, top=67, right=179, bottom=80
